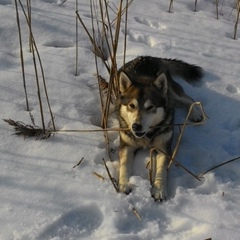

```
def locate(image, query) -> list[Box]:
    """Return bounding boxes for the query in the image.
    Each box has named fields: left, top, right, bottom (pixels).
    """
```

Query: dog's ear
left=153, top=73, right=168, bottom=95
left=119, top=71, right=132, bottom=94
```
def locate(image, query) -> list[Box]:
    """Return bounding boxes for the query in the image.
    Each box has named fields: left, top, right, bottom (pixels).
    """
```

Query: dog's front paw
left=118, top=183, right=132, bottom=194
left=151, top=184, right=167, bottom=202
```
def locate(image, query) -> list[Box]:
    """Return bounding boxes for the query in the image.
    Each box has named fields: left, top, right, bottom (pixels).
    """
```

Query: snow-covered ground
left=1, top=0, right=240, bottom=239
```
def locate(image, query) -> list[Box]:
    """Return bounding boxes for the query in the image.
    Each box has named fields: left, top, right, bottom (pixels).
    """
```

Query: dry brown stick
left=29, top=33, right=46, bottom=132
left=14, top=0, right=30, bottom=112
left=102, top=157, right=142, bottom=221
left=102, top=158, right=119, bottom=192
left=150, top=147, right=201, bottom=182
left=198, top=156, right=240, bottom=177
left=110, top=0, right=133, bottom=26
left=234, top=0, right=240, bottom=39
left=26, top=0, right=32, bottom=52
left=59, top=0, right=67, bottom=6
left=168, top=0, right=173, bottom=13
left=92, top=171, right=105, bottom=180
left=194, top=0, right=198, bottom=12
left=216, top=0, right=219, bottom=19
left=168, top=102, right=207, bottom=169
left=18, top=0, right=56, bottom=131
left=123, top=0, right=129, bottom=67
left=75, top=11, right=110, bottom=72
left=73, top=157, right=84, bottom=168
left=98, top=0, right=112, bottom=61
left=132, top=207, right=142, bottom=221
left=99, top=1, right=125, bottom=161
left=75, top=0, right=79, bottom=76
left=53, top=128, right=130, bottom=133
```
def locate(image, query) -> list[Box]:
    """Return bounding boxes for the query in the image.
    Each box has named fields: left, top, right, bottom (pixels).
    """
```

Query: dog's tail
left=161, top=58, right=203, bottom=84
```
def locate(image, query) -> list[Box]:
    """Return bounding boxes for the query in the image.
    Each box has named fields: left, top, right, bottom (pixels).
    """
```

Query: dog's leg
left=118, top=145, right=135, bottom=194
left=171, top=81, right=203, bottom=122
left=151, top=152, right=168, bottom=201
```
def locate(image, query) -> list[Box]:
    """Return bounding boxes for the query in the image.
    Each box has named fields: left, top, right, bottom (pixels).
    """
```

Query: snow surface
left=1, top=0, right=240, bottom=239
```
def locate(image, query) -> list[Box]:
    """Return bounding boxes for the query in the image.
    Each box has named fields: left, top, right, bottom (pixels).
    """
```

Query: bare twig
left=169, top=0, right=173, bottom=13
left=102, top=158, right=119, bottom=192
left=194, top=0, right=198, bottom=12
left=73, top=157, right=84, bottom=168
left=75, top=0, right=79, bottom=76
left=198, top=156, right=240, bottom=177
left=14, top=0, right=30, bottom=112
left=168, top=102, right=207, bottom=169
left=216, top=0, right=219, bottom=19
left=75, top=11, right=110, bottom=72
left=18, top=0, right=56, bottom=131
left=92, top=171, right=105, bottom=180
left=149, top=147, right=201, bottom=182
left=234, top=0, right=240, bottom=39
left=132, top=207, right=142, bottom=221
left=26, top=0, right=32, bottom=52
left=59, top=0, right=67, bottom=6
left=123, top=0, right=129, bottom=66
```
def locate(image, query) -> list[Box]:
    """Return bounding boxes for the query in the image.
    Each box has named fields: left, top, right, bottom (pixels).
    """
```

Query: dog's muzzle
left=132, top=123, right=146, bottom=138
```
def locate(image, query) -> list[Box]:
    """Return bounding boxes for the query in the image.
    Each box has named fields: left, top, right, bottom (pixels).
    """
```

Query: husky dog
left=117, top=56, right=203, bottom=201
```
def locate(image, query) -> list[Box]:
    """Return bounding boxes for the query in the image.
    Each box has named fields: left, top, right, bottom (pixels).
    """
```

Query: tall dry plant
left=14, top=0, right=30, bottom=112
left=76, top=0, right=133, bottom=159
left=234, top=0, right=240, bottom=39
left=15, top=0, right=56, bottom=134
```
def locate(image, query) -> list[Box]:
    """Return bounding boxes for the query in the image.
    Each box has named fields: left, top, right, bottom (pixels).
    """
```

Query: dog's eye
left=146, top=105, right=154, bottom=110
left=129, top=103, right=136, bottom=109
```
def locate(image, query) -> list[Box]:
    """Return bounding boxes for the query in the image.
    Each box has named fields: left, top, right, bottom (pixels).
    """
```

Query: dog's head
left=118, top=71, right=169, bottom=138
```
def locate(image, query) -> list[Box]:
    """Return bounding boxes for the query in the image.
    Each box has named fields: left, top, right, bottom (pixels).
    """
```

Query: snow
left=1, top=0, right=240, bottom=239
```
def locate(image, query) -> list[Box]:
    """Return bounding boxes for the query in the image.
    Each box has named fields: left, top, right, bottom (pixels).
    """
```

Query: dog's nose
left=132, top=123, right=142, bottom=132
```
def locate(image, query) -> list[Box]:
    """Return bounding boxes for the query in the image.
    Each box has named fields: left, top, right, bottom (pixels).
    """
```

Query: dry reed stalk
left=4, top=119, right=52, bottom=139
left=123, top=0, right=129, bottom=67
left=149, top=102, right=207, bottom=184
left=26, top=0, right=32, bottom=52
left=169, top=0, right=173, bottom=13
left=59, top=0, right=67, bottom=6
left=92, top=172, right=106, bottom=180
left=90, top=0, right=130, bottom=161
left=97, top=0, right=112, bottom=61
left=14, top=0, right=30, bottom=112
left=110, top=0, right=133, bottom=26
left=100, top=0, right=123, bottom=127
left=132, top=207, right=142, bottom=221
left=72, top=157, right=84, bottom=168
left=216, top=0, right=219, bottom=19
left=3, top=118, right=131, bottom=140
left=75, top=0, right=79, bottom=76
left=54, top=127, right=130, bottom=133
left=31, top=39, right=46, bottom=132
left=194, top=0, right=198, bottom=12
left=102, top=158, right=119, bottom=192
left=198, top=156, right=240, bottom=177
left=168, top=102, right=207, bottom=169
left=76, top=11, right=110, bottom=72
left=18, top=0, right=56, bottom=131
left=90, top=0, right=114, bottom=161
left=234, top=0, right=240, bottom=39
left=149, top=147, right=201, bottom=184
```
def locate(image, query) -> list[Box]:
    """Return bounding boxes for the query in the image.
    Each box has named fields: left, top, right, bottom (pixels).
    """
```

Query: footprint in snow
left=126, top=29, right=158, bottom=47
left=134, top=16, right=167, bottom=30
left=226, top=84, right=238, bottom=94
left=37, top=205, right=103, bottom=240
